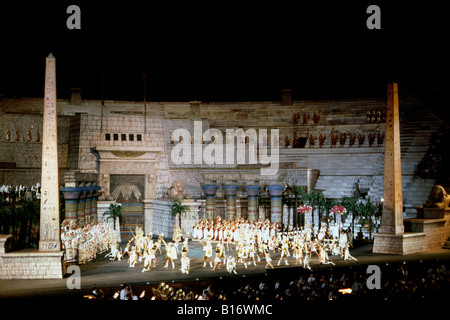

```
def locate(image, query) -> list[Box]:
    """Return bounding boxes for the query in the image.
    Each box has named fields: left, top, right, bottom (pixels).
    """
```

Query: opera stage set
left=0, top=1, right=449, bottom=306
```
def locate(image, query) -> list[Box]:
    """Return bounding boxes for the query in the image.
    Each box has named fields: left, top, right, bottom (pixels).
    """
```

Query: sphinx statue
left=162, top=179, right=191, bottom=200
left=424, top=185, right=450, bottom=209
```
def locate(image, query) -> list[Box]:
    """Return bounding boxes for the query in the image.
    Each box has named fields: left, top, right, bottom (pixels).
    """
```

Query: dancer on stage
left=318, top=244, right=335, bottom=265
left=105, top=242, right=121, bottom=260
left=264, top=248, right=274, bottom=269
left=237, top=241, right=249, bottom=268
left=200, top=237, right=213, bottom=268
left=293, top=245, right=302, bottom=266
left=128, top=246, right=137, bottom=268
left=226, top=255, right=238, bottom=274
left=248, top=237, right=257, bottom=266
left=343, top=243, right=358, bottom=261
left=180, top=241, right=190, bottom=274
left=212, top=242, right=224, bottom=271
left=303, top=250, right=312, bottom=270
left=162, top=239, right=178, bottom=268
left=121, top=239, right=133, bottom=259
left=142, top=247, right=154, bottom=273
left=278, top=236, right=290, bottom=266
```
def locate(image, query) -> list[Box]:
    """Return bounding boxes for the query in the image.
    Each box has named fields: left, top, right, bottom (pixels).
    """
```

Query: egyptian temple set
left=0, top=57, right=449, bottom=279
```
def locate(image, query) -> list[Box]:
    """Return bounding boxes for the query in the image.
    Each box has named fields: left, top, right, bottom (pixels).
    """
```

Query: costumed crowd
left=101, top=216, right=357, bottom=275
left=60, top=221, right=120, bottom=264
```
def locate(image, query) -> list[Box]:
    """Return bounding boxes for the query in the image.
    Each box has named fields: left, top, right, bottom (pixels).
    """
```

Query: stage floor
left=1, top=239, right=450, bottom=299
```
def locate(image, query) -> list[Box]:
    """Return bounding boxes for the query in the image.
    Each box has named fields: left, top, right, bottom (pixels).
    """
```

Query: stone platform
left=374, top=208, right=450, bottom=255
left=373, top=232, right=427, bottom=255
left=0, top=235, right=65, bottom=280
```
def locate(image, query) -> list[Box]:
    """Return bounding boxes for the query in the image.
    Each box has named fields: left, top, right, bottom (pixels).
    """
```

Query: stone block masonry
left=0, top=249, right=65, bottom=279
left=0, top=235, right=65, bottom=279
left=373, top=232, right=427, bottom=255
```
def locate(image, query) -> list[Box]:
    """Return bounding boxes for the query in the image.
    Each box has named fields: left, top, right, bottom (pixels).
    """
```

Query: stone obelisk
left=39, top=53, right=61, bottom=252
left=372, top=82, right=423, bottom=255
left=381, top=82, right=404, bottom=235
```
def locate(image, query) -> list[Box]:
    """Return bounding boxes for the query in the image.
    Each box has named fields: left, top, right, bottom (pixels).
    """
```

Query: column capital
left=201, top=184, right=219, bottom=196
left=244, top=185, right=261, bottom=197
left=223, top=184, right=239, bottom=196
left=267, top=184, right=284, bottom=197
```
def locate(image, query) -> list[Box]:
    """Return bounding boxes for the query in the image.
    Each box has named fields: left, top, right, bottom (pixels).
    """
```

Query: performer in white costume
left=343, top=243, right=358, bottom=261
left=212, top=242, right=224, bottom=271
left=264, top=248, right=274, bottom=269
left=318, top=244, right=335, bottom=265
left=278, top=237, right=290, bottom=266
left=162, top=240, right=178, bottom=268
left=128, top=246, right=137, bottom=268
left=226, top=255, right=237, bottom=274
left=200, top=237, right=213, bottom=268
left=180, top=241, right=190, bottom=274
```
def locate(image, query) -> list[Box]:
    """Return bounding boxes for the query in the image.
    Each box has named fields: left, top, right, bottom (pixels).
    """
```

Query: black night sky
left=1, top=0, right=449, bottom=102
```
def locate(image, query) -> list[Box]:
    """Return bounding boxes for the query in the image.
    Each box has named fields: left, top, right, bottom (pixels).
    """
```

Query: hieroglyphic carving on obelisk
left=381, top=82, right=404, bottom=234
left=39, top=53, right=61, bottom=251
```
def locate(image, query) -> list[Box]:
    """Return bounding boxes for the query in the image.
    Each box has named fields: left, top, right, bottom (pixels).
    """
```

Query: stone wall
left=0, top=250, right=65, bottom=279
left=405, top=208, right=450, bottom=250
left=0, top=95, right=443, bottom=221
left=373, top=232, right=427, bottom=255
left=0, top=113, right=70, bottom=171
left=0, top=235, right=65, bottom=279
left=151, top=199, right=201, bottom=238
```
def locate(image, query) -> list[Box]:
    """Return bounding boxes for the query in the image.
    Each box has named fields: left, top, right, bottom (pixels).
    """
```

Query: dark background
left=1, top=0, right=449, bottom=102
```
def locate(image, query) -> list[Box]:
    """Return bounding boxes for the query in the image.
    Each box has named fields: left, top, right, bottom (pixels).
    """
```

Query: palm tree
left=316, top=192, right=329, bottom=227
left=341, top=196, right=358, bottom=232
left=322, top=197, right=338, bottom=228
left=103, top=203, right=124, bottom=231
left=19, top=199, right=40, bottom=248
left=287, top=184, right=306, bottom=229
left=302, top=190, right=323, bottom=232
left=364, top=197, right=377, bottom=239
left=0, top=195, right=12, bottom=234
left=171, top=198, right=190, bottom=229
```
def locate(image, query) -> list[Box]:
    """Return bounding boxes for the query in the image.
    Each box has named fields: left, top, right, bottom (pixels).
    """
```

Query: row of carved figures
left=285, top=130, right=385, bottom=148
left=366, top=110, right=386, bottom=124
left=292, top=111, right=320, bottom=125
left=2, top=126, right=40, bottom=142
left=292, top=109, right=386, bottom=126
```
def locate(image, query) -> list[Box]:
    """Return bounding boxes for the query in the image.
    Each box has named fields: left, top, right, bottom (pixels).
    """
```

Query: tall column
left=91, top=185, right=101, bottom=224
left=61, top=187, right=81, bottom=224
left=381, top=82, right=404, bottom=234
left=223, top=185, right=239, bottom=221
left=267, top=185, right=284, bottom=224
left=77, top=187, right=87, bottom=227
left=39, top=53, right=61, bottom=252
left=84, top=186, right=93, bottom=225
left=202, top=185, right=219, bottom=220
left=244, top=185, right=261, bottom=222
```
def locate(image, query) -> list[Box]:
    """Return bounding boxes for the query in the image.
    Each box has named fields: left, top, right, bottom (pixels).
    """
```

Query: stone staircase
left=402, top=177, right=436, bottom=217
left=310, top=99, right=440, bottom=211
